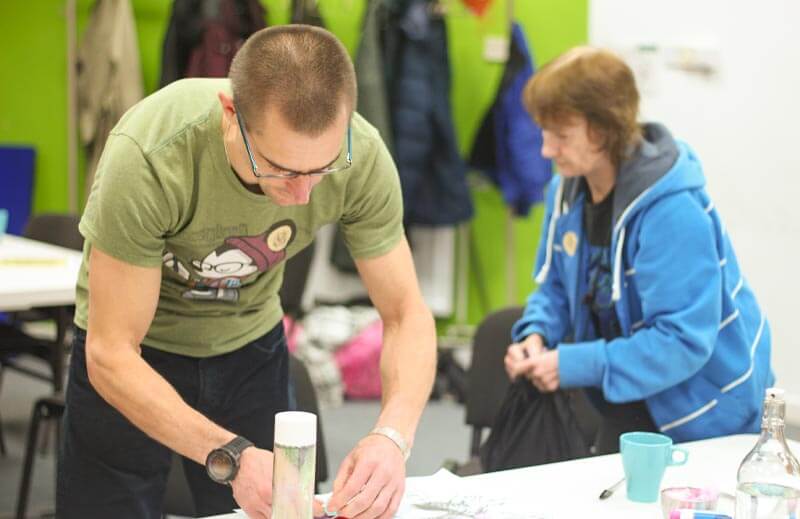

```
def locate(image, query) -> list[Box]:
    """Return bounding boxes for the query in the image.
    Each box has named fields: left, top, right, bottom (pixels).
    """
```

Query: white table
left=450, top=433, right=761, bottom=518
left=0, top=234, right=83, bottom=311
left=205, top=434, right=795, bottom=518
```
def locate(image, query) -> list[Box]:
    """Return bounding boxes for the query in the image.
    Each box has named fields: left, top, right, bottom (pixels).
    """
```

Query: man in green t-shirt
left=57, top=25, right=436, bottom=519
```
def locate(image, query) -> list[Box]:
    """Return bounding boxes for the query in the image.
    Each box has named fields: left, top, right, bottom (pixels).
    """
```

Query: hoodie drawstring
left=612, top=226, right=626, bottom=302
left=535, top=180, right=564, bottom=284
left=535, top=178, right=634, bottom=302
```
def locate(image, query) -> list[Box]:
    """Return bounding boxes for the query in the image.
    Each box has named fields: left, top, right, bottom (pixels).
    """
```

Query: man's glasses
left=234, top=107, right=352, bottom=179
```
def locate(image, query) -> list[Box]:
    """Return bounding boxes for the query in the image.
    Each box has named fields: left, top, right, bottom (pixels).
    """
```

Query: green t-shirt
left=74, top=78, right=403, bottom=357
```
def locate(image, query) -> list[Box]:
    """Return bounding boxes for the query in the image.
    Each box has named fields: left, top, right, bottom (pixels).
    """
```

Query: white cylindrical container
left=272, top=411, right=317, bottom=519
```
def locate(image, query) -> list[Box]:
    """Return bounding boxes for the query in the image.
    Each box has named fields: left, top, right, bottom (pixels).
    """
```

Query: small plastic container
left=272, top=411, right=317, bottom=519
left=660, top=487, right=719, bottom=519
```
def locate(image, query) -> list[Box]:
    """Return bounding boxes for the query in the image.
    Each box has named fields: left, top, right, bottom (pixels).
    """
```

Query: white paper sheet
left=394, top=469, right=541, bottom=519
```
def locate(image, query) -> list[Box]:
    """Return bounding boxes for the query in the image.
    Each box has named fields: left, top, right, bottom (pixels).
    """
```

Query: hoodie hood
left=559, top=123, right=689, bottom=223
left=536, top=123, right=708, bottom=301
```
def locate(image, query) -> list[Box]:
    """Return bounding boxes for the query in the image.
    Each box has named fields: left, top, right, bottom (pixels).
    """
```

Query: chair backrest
left=14, top=214, right=83, bottom=353
left=289, top=354, right=329, bottom=486
left=279, top=243, right=316, bottom=318
left=465, top=306, right=524, bottom=455
left=23, top=214, right=83, bottom=251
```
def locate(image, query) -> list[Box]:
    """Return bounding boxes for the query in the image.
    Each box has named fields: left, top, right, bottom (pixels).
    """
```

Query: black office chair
left=464, top=306, right=524, bottom=459
left=14, top=394, right=64, bottom=519
left=22, top=213, right=84, bottom=251
left=289, top=354, right=329, bottom=491
left=0, top=326, right=53, bottom=458
left=0, top=214, right=83, bottom=458
left=16, top=213, right=83, bottom=356
left=7, top=214, right=82, bottom=516
left=2, top=213, right=83, bottom=392
left=464, top=307, right=601, bottom=466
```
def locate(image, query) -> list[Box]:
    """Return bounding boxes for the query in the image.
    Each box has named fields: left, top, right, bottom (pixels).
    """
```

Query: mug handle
left=668, top=446, right=689, bottom=467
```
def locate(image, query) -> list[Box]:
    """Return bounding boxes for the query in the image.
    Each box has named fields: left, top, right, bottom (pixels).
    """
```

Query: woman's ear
left=586, top=123, right=608, bottom=153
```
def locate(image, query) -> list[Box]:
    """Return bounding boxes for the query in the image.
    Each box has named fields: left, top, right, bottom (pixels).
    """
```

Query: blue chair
left=0, top=146, right=35, bottom=236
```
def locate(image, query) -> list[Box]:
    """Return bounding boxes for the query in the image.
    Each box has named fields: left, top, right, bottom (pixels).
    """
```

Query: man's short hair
left=523, top=46, right=642, bottom=166
left=229, top=24, right=357, bottom=136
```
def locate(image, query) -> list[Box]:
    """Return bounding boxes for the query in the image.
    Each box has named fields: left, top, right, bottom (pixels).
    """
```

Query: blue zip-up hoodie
left=512, top=123, right=774, bottom=442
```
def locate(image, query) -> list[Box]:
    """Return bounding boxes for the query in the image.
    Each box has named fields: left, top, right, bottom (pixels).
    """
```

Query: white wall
left=590, top=0, right=800, bottom=421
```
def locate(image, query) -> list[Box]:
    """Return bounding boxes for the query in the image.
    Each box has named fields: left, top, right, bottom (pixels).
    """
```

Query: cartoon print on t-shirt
left=162, top=220, right=296, bottom=302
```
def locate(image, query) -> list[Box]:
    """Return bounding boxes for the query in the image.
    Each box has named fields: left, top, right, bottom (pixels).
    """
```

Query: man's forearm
left=374, top=306, right=437, bottom=446
left=86, top=341, right=235, bottom=465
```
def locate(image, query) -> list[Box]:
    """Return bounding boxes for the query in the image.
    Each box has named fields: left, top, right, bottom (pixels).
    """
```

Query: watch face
left=207, top=449, right=235, bottom=482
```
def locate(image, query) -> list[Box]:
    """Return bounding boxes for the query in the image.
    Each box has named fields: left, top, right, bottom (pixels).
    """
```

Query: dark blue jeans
left=56, top=323, right=289, bottom=519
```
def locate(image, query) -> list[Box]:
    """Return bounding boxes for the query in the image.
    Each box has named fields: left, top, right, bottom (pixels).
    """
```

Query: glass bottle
left=736, top=388, right=800, bottom=519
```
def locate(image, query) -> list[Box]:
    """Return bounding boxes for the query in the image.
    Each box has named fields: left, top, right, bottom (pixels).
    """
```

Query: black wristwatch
left=205, top=436, right=254, bottom=485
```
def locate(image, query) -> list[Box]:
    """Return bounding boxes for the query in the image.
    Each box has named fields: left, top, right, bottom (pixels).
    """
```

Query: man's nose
left=290, top=175, right=313, bottom=199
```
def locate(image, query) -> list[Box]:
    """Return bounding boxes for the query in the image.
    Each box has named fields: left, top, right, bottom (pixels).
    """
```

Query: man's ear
left=218, top=91, right=235, bottom=118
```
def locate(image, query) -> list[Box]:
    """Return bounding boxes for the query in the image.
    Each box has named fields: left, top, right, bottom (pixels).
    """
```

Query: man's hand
left=327, top=434, right=406, bottom=519
left=230, top=447, right=274, bottom=519
left=526, top=349, right=560, bottom=392
left=504, top=334, right=546, bottom=380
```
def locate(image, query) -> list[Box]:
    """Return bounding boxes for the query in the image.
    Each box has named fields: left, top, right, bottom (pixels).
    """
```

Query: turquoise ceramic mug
left=620, top=431, right=689, bottom=503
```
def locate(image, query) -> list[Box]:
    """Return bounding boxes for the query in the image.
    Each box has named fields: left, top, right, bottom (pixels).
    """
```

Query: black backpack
left=480, top=380, right=591, bottom=472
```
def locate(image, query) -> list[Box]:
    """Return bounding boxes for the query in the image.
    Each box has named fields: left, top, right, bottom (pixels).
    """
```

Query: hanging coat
left=159, top=0, right=266, bottom=86
left=355, top=0, right=394, bottom=153
left=331, top=0, right=394, bottom=273
left=77, top=0, right=144, bottom=198
left=387, top=0, right=473, bottom=226
left=470, top=22, right=552, bottom=216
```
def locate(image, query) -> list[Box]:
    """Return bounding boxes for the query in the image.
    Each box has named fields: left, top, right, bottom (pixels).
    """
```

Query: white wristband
left=370, top=427, right=411, bottom=461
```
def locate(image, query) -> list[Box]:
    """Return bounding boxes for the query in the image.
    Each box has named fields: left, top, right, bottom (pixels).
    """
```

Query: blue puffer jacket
left=512, top=123, right=774, bottom=442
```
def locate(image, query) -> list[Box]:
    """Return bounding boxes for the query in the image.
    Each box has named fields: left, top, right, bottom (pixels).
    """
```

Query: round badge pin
left=563, top=231, right=579, bottom=256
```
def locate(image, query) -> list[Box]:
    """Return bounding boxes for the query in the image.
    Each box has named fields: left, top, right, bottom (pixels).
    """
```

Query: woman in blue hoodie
left=505, top=47, right=773, bottom=452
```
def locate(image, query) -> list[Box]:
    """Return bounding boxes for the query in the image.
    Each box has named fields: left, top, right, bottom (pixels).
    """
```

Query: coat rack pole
left=66, top=0, right=78, bottom=212
left=506, top=208, right=515, bottom=305
left=505, top=0, right=516, bottom=306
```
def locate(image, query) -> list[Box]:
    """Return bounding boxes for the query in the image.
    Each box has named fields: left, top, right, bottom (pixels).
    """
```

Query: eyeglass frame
left=234, top=105, right=352, bottom=179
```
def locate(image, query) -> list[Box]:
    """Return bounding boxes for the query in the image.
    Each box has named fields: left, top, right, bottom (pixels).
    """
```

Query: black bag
left=480, top=380, right=591, bottom=472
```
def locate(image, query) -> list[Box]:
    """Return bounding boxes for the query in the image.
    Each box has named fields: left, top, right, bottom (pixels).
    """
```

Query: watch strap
left=225, top=435, right=254, bottom=457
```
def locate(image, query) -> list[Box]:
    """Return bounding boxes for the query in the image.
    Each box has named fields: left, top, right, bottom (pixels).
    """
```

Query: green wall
left=0, top=1, right=172, bottom=213
left=0, top=0, right=587, bottom=325
left=1, top=2, right=73, bottom=213
left=446, top=0, right=588, bottom=325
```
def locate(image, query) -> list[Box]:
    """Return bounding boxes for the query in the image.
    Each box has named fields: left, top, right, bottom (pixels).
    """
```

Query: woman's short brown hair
left=229, top=24, right=357, bottom=136
left=523, top=46, right=642, bottom=166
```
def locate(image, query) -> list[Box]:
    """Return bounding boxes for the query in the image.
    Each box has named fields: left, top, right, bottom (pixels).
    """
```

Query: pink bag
left=334, top=320, right=383, bottom=399
left=283, top=316, right=301, bottom=355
